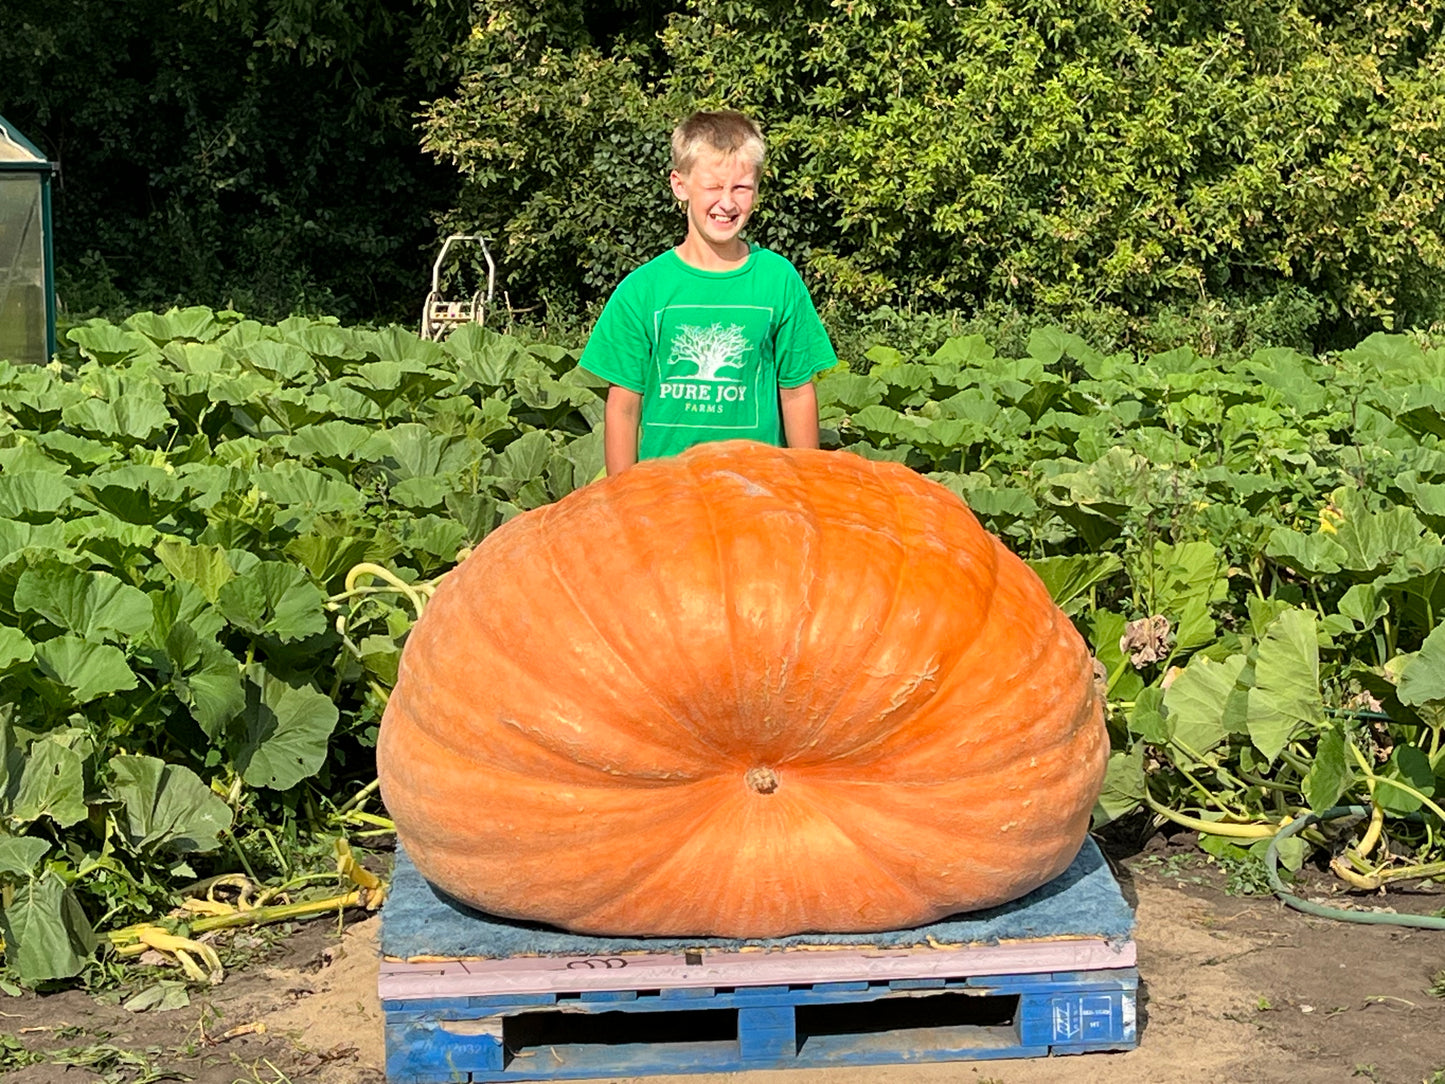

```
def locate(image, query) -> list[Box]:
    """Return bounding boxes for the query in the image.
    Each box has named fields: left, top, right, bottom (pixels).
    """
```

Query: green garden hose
left=1264, top=805, right=1445, bottom=929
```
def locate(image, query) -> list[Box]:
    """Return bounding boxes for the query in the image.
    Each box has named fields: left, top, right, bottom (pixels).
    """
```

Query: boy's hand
left=780, top=382, right=821, bottom=450
left=604, top=385, right=643, bottom=475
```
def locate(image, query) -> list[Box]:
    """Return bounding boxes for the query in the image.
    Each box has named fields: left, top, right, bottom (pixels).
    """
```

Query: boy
left=579, top=110, right=837, bottom=475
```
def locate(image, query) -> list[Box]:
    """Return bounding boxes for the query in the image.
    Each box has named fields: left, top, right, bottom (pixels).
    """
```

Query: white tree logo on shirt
left=668, top=323, right=749, bottom=380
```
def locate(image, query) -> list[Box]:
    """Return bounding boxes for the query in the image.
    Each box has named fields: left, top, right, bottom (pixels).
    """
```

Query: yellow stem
left=1144, top=789, right=1285, bottom=838
left=342, top=563, right=426, bottom=618
left=1331, top=855, right=1445, bottom=891
left=1355, top=802, right=1386, bottom=861
left=336, top=778, right=381, bottom=815
left=1348, top=741, right=1445, bottom=823
left=189, top=890, right=368, bottom=934
left=1330, top=856, right=1382, bottom=890
left=338, top=810, right=395, bottom=830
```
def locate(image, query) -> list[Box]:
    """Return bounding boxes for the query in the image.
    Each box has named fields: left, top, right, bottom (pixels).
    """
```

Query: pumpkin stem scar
left=745, top=767, right=780, bottom=794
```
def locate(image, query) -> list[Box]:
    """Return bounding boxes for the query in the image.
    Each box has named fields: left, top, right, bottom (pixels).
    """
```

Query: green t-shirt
left=579, top=245, right=836, bottom=460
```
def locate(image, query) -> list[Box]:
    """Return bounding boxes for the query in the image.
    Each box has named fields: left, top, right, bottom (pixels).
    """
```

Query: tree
left=423, top=0, right=1445, bottom=336
left=0, top=0, right=473, bottom=319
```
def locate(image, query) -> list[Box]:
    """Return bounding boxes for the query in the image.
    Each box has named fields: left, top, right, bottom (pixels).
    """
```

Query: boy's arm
left=604, top=385, right=644, bottom=475
left=779, top=382, right=820, bottom=450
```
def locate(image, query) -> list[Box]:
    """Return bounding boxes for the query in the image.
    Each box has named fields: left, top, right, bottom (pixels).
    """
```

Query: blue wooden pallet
left=384, top=966, right=1138, bottom=1082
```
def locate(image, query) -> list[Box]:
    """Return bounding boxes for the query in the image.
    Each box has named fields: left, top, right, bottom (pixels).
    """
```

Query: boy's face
left=670, top=151, right=758, bottom=249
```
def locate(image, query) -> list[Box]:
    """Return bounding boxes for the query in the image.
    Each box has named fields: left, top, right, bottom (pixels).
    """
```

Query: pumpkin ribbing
left=377, top=441, right=1107, bottom=937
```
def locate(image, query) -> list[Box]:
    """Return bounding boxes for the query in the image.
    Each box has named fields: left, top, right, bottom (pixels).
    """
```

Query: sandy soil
left=3, top=845, right=1442, bottom=1084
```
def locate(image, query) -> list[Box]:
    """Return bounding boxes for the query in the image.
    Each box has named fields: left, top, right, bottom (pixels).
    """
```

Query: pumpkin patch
left=377, top=440, right=1107, bottom=937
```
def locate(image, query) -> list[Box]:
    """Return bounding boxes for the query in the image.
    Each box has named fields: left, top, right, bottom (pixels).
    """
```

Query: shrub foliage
left=424, top=0, right=1445, bottom=332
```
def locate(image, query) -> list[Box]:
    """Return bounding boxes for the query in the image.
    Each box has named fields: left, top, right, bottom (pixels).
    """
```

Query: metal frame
left=421, top=233, right=496, bottom=342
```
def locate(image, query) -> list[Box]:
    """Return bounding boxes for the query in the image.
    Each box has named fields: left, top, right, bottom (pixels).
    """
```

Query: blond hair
left=671, top=110, right=765, bottom=176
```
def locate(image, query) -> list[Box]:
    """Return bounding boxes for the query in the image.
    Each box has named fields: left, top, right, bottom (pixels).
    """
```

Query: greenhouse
left=0, top=113, right=55, bottom=366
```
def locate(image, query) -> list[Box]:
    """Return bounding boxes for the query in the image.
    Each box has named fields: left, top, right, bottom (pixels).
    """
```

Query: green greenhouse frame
left=0, top=113, right=56, bottom=365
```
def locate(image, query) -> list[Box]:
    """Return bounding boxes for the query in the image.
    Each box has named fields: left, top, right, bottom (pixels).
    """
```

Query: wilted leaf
left=122, top=980, right=191, bottom=1013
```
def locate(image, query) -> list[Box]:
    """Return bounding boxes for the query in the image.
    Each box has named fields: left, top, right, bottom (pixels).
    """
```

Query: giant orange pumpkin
left=377, top=441, right=1106, bottom=938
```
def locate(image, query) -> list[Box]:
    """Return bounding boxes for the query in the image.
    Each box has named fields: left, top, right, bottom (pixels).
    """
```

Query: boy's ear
left=668, top=169, right=688, bottom=202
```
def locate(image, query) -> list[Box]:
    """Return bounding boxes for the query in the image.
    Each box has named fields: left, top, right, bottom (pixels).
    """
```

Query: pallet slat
left=380, top=936, right=1136, bottom=1003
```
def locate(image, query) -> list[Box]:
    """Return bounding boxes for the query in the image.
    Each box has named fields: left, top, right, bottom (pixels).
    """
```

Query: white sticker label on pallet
left=1053, top=995, right=1120, bottom=1043
left=1053, top=1001, right=1081, bottom=1041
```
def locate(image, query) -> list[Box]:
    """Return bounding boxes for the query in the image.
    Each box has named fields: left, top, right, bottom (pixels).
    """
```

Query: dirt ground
left=3, top=837, right=1443, bottom=1084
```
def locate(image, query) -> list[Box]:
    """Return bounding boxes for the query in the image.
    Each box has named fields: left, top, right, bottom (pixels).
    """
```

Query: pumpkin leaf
left=1302, top=724, right=1351, bottom=813
left=1093, top=746, right=1146, bottom=826
left=216, top=562, right=328, bottom=643
left=10, top=737, right=87, bottom=829
left=164, top=622, right=245, bottom=738
left=33, top=636, right=138, bottom=704
left=0, top=471, right=75, bottom=522
left=1161, top=654, right=1249, bottom=762
left=1246, top=609, right=1324, bottom=764
left=1127, top=686, right=1170, bottom=744
left=1397, top=622, right=1445, bottom=706
left=1374, top=746, right=1436, bottom=816
left=1090, top=610, right=1144, bottom=702
left=154, top=540, right=236, bottom=604
left=1026, top=553, right=1124, bottom=610
left=108, top=755, right=233, bottom=855
left=1265, top=527, right=1346, bottom=576
left=0, top=869, right=97, bottom=983
left=0, top=836, right=51, bottom=879
left=229, top=667, right=339, bottom=790
left=13, top=565, right=154, bottom=642
left=1336, top=583, right=1388, bottom=634
left=0, top=627, right=36, bottom=671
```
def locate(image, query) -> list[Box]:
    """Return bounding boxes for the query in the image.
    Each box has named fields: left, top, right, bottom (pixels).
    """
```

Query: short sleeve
left=775, top=264, right=837, bottom=388
left=579, top=275, right=650, bottom=393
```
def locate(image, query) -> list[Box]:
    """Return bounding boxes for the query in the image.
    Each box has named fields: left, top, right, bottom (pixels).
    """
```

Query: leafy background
left=1, top=310, right=1443, bottom=983
left=3, top=0, right=1445, bottom=345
